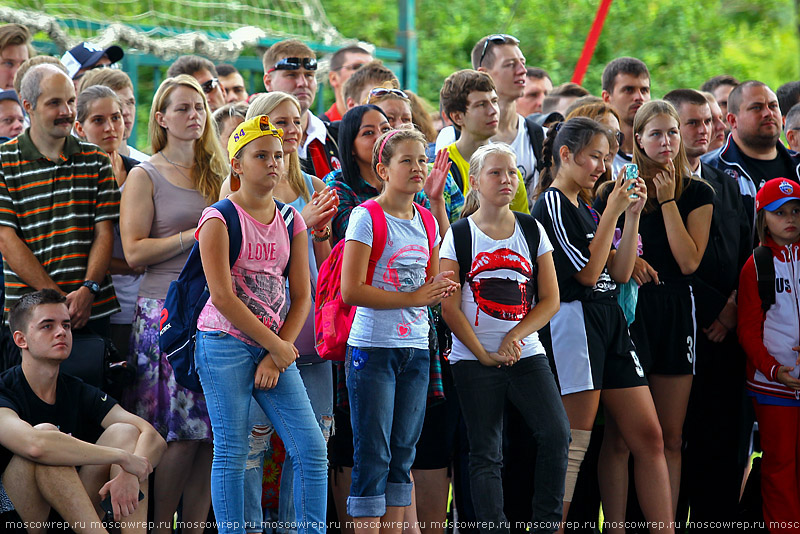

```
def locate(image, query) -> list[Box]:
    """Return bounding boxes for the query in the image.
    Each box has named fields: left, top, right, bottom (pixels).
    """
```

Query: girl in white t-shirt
left=340, top=128, right=458, bottom=532
left=440, top=143, right=569, bottom=533
left=194, top=115, right=327, bottom=534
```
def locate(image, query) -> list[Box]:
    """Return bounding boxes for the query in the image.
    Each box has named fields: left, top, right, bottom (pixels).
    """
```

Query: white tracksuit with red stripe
left=738, top=236, right=800, bottom=532
left=738, top=237, right=800, bottom=400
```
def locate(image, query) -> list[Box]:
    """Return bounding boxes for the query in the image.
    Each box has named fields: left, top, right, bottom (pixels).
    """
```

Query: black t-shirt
left=594, top=178, right=714, bottom=283
left=739, top=150, right=797, bottom=190
left=532, top=187, right=617, bottom=302
left=0, top=366, right=117, bottom=474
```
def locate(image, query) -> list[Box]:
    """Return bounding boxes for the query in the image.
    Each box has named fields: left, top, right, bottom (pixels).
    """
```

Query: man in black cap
left=60, top=42, right=123, bottom=90
left=0, top=90, right=23, bottom=142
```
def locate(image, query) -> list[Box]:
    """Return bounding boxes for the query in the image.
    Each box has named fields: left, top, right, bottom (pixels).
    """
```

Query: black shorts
left=412, top=362, right=459, bottom=470
left=630, top=282, right=696, bottom=375
left=545, top=299, right=647, bottom=394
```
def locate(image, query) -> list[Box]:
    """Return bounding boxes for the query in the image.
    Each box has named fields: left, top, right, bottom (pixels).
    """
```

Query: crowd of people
left=0, top=20, right=798, bottom=534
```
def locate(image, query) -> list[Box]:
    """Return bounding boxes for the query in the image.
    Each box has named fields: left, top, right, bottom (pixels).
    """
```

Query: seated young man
left=0, top=290, right=166, bottom=533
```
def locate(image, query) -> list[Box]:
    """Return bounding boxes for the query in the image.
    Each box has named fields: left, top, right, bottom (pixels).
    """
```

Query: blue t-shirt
left=345, top=204, right=440, bottom=349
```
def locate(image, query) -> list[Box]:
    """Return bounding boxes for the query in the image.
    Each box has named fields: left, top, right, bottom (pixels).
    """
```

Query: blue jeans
left=195, top=331, right=328, bottom=534
left=345, top=345, right=429, bottom=518
left=451, top=356, right=569, bottom=534
left=244, top=360, right=334, bottom=533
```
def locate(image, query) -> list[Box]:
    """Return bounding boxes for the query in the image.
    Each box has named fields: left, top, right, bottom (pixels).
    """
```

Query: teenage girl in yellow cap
left=194, top=115, right=328, bottom=534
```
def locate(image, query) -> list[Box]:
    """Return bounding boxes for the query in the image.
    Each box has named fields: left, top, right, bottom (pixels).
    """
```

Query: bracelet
left=312, top=226, right=331, bottom=242
left=179, top=231, right=185, bottom=253
left=659, top=198, right=676, bottom=207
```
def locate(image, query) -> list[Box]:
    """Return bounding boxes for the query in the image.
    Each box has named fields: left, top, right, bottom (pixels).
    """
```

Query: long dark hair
left=338, top=104, right=389, bottom=190
left=534, top=117, right=611, bottom=204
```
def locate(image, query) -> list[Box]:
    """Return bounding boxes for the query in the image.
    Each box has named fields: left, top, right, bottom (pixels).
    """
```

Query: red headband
left=377, top=130, right=401, bottom=165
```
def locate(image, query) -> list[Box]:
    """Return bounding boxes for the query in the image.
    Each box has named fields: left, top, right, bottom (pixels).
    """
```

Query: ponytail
left=533, top=118, right=611, bottom=204
left=533, top=122, right=561, bottom=201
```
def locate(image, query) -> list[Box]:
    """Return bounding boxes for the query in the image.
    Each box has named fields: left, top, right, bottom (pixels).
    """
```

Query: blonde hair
left=149, top=74, right=226, bottom=204
left=246, top=92, right=309, bottom=202
left=632, top=100, right=693, bottom=213
left=461, top=190, right=481, bottom=218
left=467, top=143, right=518, bottom=210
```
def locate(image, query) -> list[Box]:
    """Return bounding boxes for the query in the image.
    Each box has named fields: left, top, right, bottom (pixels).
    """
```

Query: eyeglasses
left=267, top=57, right=318, bottom=74
left=200, top=78, right=220, bottom=94
left=366, top=87, right=409, bottom=104
left=478, top=34, right=519, bottom=67
left=612, top=129, right=624, bottom=147
left=335, top=62, right=365, bottom=73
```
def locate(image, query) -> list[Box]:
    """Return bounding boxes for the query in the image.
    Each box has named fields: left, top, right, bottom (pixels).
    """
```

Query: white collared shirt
left=299, top=112, right=328, bottom=159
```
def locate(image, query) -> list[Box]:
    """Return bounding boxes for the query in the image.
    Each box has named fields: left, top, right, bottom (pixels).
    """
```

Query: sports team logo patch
left=779, top=180, right=794, bottom=195
left=724, top=168, right=739, bottom=181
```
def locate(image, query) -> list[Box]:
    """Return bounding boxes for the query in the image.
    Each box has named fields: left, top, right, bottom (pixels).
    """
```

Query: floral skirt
left=122, top=296, right=212, bottom=442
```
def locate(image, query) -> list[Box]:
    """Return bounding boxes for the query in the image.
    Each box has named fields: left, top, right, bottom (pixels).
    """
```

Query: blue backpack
left=159, top=198, right=295, bottom=392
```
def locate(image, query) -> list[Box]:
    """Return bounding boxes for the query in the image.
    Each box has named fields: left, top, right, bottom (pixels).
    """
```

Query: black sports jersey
left=0, top=366, right=117, bottom=474
left=594, top=178, right=714, bottom=283
left=532, top=187, right=617, bottom=302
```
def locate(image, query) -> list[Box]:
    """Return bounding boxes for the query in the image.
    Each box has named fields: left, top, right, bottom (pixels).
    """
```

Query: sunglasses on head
left=268, top=57, right=318, bottom=74
left=478, top=34, right=519, bottom=67
left=200, top=78, right=220, bottom=94
left=366, top=87, right=409, bottom=104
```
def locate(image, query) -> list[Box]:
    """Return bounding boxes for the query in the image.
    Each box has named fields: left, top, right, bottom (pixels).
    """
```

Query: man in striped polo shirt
left=0, top=63, right=119, bottom=336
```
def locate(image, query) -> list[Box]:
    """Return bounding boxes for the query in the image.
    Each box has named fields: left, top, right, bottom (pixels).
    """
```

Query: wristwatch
left=82, top=279, right=100, bottom=295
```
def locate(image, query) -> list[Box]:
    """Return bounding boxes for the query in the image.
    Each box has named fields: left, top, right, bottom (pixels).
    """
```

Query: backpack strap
left=448, top=155, right=465, bottom=193
left=514, top=211, right=541, bottom=256
left=210, top=198, right=243, bottom=270
left=753, top=245, right=776, bottom=312
left=450, top=218, right=472, bottom=287
left=414, top=202, right=437, bottom=273
left=524, top=116, right=545, bottom=172
left=361, top=199, right=388, bottom=285
left=514, top=212, right=541, bottom=296
left=274, top=199, right=295, bottom=278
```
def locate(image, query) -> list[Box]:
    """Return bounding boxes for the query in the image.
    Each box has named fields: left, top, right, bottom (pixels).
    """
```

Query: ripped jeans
left=245, top=359, right=334, bottom=533
left=195, top=331, right=328, bottom=534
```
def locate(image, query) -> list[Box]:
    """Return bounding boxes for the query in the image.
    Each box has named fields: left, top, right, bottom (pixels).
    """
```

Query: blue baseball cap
left=61, top=42, right=124, bottom=79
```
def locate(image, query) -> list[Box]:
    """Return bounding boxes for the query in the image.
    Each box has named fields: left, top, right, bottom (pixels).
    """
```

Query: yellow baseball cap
left=227, top=114, right=284, bottom=160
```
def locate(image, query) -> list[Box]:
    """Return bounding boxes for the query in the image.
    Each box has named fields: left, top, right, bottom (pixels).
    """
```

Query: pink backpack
left=314, top=199, right=437, bottom=361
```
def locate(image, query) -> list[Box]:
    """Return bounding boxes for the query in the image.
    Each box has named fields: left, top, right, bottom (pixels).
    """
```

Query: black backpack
left=753, top=245, right=775, bottom=312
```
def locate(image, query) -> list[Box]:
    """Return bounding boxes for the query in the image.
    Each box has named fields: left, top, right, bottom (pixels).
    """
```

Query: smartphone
left=624, top=163, right=639, bottom=198
left=101, top=490, right=146, bottom=519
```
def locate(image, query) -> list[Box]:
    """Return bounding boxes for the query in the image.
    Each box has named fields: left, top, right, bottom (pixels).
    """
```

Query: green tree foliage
left=320, top=0, right=798, bottom=103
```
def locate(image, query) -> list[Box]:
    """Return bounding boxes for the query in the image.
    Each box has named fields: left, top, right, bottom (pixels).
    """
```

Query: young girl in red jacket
left=738, top=177, right=800, bottom=532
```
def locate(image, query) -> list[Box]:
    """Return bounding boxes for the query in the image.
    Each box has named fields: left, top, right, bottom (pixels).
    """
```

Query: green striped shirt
left=0, top=131, right=120, bottom=319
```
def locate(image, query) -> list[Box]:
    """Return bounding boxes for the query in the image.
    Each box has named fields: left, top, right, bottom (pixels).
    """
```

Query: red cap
left=755, top=178, right=800, bottom=212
